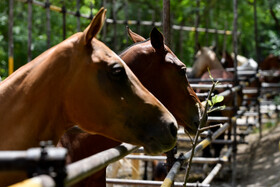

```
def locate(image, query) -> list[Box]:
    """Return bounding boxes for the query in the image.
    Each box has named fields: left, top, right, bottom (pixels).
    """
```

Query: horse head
left=189, top=46, right=224, bottom=78
left=120, top=27, right=205, bottom=134
left=63, top=8, right=177, bottom=154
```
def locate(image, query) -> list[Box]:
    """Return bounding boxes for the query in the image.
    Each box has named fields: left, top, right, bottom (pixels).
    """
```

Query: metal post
left=222, top=21, right=228, bottom=54
left=194, top=0, right=200, bottom=51
left=102, top=0, right=107, bottom=41
left=61, top=0, right=66, bottom=40
left=179, top=20, right=184, bottom=60
left=112, top=0, right=117, bottom=50
left=124, top=1, right=128, bottom=44
left=8, top=0, right=14, bottom=75
left=232, top=0, right=238, bottom=186
left=254, top=0, right=262, bottom=139
left=76, top=0, right=80, bottom=32
left=137, top=9, right=141, bottom=34
left=45, top=0, right=51, bottom=49
left=27, top=0, right=33, bottom=62
left=163, top=0, right=170, bottom=47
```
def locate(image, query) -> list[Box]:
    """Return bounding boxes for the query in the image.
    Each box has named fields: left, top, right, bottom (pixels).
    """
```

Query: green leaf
left=207, top=99, right=212, bottom=106
left=211, top=95, right=224, bottom=105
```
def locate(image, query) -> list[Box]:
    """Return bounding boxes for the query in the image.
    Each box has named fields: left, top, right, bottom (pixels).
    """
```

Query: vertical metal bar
left=205, top=15, right=209, bottom=46
left=137, top=9, right=141, bottom=34
left=253, top=0, right=260, bottom=62
left=254, top=0, right=262, bottom=139
left=163, top=1, right=173, bottom=183
left=232, top=0, right=238, bottom=186
left=102, top=0, right=107, bottom=41
left=45, top=0, right=51, bottom=49
left=27, top=0, right=33, bottom=62
left=179, top=20, right=184, bottom=60
left=214, top=27, right=218, bottom=52
left=89, top=2, right=93, bottom=20
left=76, top=0, right=80, bottom=32
left=112, top=0, right=117, bottom=51
left=222, top=21, right=228, bottom=53
left=8, top=0, right=14, bottom=75
left=194, top=0, right=200, bottom=51
left=61, top=0, right=66, bottom=40
left=163, top=0, right=170, bottom=47
left=124, top=0, right=128, bottom=44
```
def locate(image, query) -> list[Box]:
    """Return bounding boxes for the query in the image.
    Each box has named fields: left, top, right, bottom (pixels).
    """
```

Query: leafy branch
left=183, top=68, right=225, bottom=186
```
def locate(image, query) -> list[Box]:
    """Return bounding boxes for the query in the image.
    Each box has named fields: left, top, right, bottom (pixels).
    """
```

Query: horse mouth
left=143, top=137, right=177, bottom=155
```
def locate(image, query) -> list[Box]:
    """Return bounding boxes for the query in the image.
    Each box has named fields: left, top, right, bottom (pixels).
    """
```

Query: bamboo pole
left=106, top=178, right=210, bottom=187
left=65, top=143, right=139, bottom=186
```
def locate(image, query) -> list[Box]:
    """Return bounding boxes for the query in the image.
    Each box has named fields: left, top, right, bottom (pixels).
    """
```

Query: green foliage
left=0, top=0, right=280, bottom=77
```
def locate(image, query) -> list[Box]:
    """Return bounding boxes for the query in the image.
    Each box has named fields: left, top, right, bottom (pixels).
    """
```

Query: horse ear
left=126, top=26, right=145, bottom=43
left=150, top=27, right=164, bottom=50
left=83, top=7, right=107, bottom=45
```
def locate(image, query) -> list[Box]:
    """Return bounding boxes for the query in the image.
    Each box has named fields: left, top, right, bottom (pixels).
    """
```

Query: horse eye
left=110, top=63, right=126, bottom=79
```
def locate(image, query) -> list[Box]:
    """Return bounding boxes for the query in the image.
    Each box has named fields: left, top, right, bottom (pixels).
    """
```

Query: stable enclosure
left=1, top=0, right=280, bottom=186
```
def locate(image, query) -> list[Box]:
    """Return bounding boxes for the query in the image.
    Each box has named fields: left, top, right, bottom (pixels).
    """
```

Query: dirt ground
left=212, top=123, right=280, bottom=187
left=107, top=123, right=280, bottom=187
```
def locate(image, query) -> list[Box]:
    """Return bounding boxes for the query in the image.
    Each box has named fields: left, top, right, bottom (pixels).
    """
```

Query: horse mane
left=119, top=38, right=150, bottom=57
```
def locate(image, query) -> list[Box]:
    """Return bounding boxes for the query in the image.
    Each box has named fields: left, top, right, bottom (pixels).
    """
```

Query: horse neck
left=0, top=42, right=75, bottom=150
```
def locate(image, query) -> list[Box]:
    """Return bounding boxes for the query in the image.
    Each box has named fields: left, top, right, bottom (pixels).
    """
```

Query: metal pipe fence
left=6, top=0, right=280, bottom=186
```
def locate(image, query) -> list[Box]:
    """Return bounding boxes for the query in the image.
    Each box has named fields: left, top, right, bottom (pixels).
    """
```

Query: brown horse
left=259, top=54, right=280, bottom=83
left=189, top=46, right=241, bottom=159
left=0, top=8, right=178, bottom=186
left=58, top=27, right=205, bottom=186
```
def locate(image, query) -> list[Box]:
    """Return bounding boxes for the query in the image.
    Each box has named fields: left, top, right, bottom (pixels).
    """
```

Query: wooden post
left=27, top=0, right=32, bottom=62
left=8, top=0, right=14, bottom=75
left=163, top=0, right=170, bottom=47
left=45, top=0, right=51, bottom=49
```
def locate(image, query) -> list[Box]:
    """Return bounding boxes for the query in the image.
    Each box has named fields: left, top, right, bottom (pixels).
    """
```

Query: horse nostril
left=169, top=122, right=177, bottom=138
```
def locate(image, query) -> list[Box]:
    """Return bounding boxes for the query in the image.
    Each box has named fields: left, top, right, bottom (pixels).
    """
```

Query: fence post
left=61, top=0, right=66, bottom=40
left=232, top=0, right=238, bottom=186
left=137, top=9, right=141, bottom=34
left=45, top=0, right=51, bottom=49
left=163, top=0, right=170, bottom=47
left=27, top=0, right=33, bottom=62
left=112, top=0, right=117, bottom=51
left=253, top=0, right=262, bottom=139
left=8, top=0, right=14, bottom=75
left=76, top=0, right=80, bottom=32
left=102, top=0, right=107, bottom=41
left=194, top=0, right=200, bottom=52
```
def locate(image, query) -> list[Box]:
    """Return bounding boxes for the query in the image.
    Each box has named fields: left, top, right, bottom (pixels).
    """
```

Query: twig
left=199, top=124, right=222, bottom=132
left=183, top=82, right=216, bottom=186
